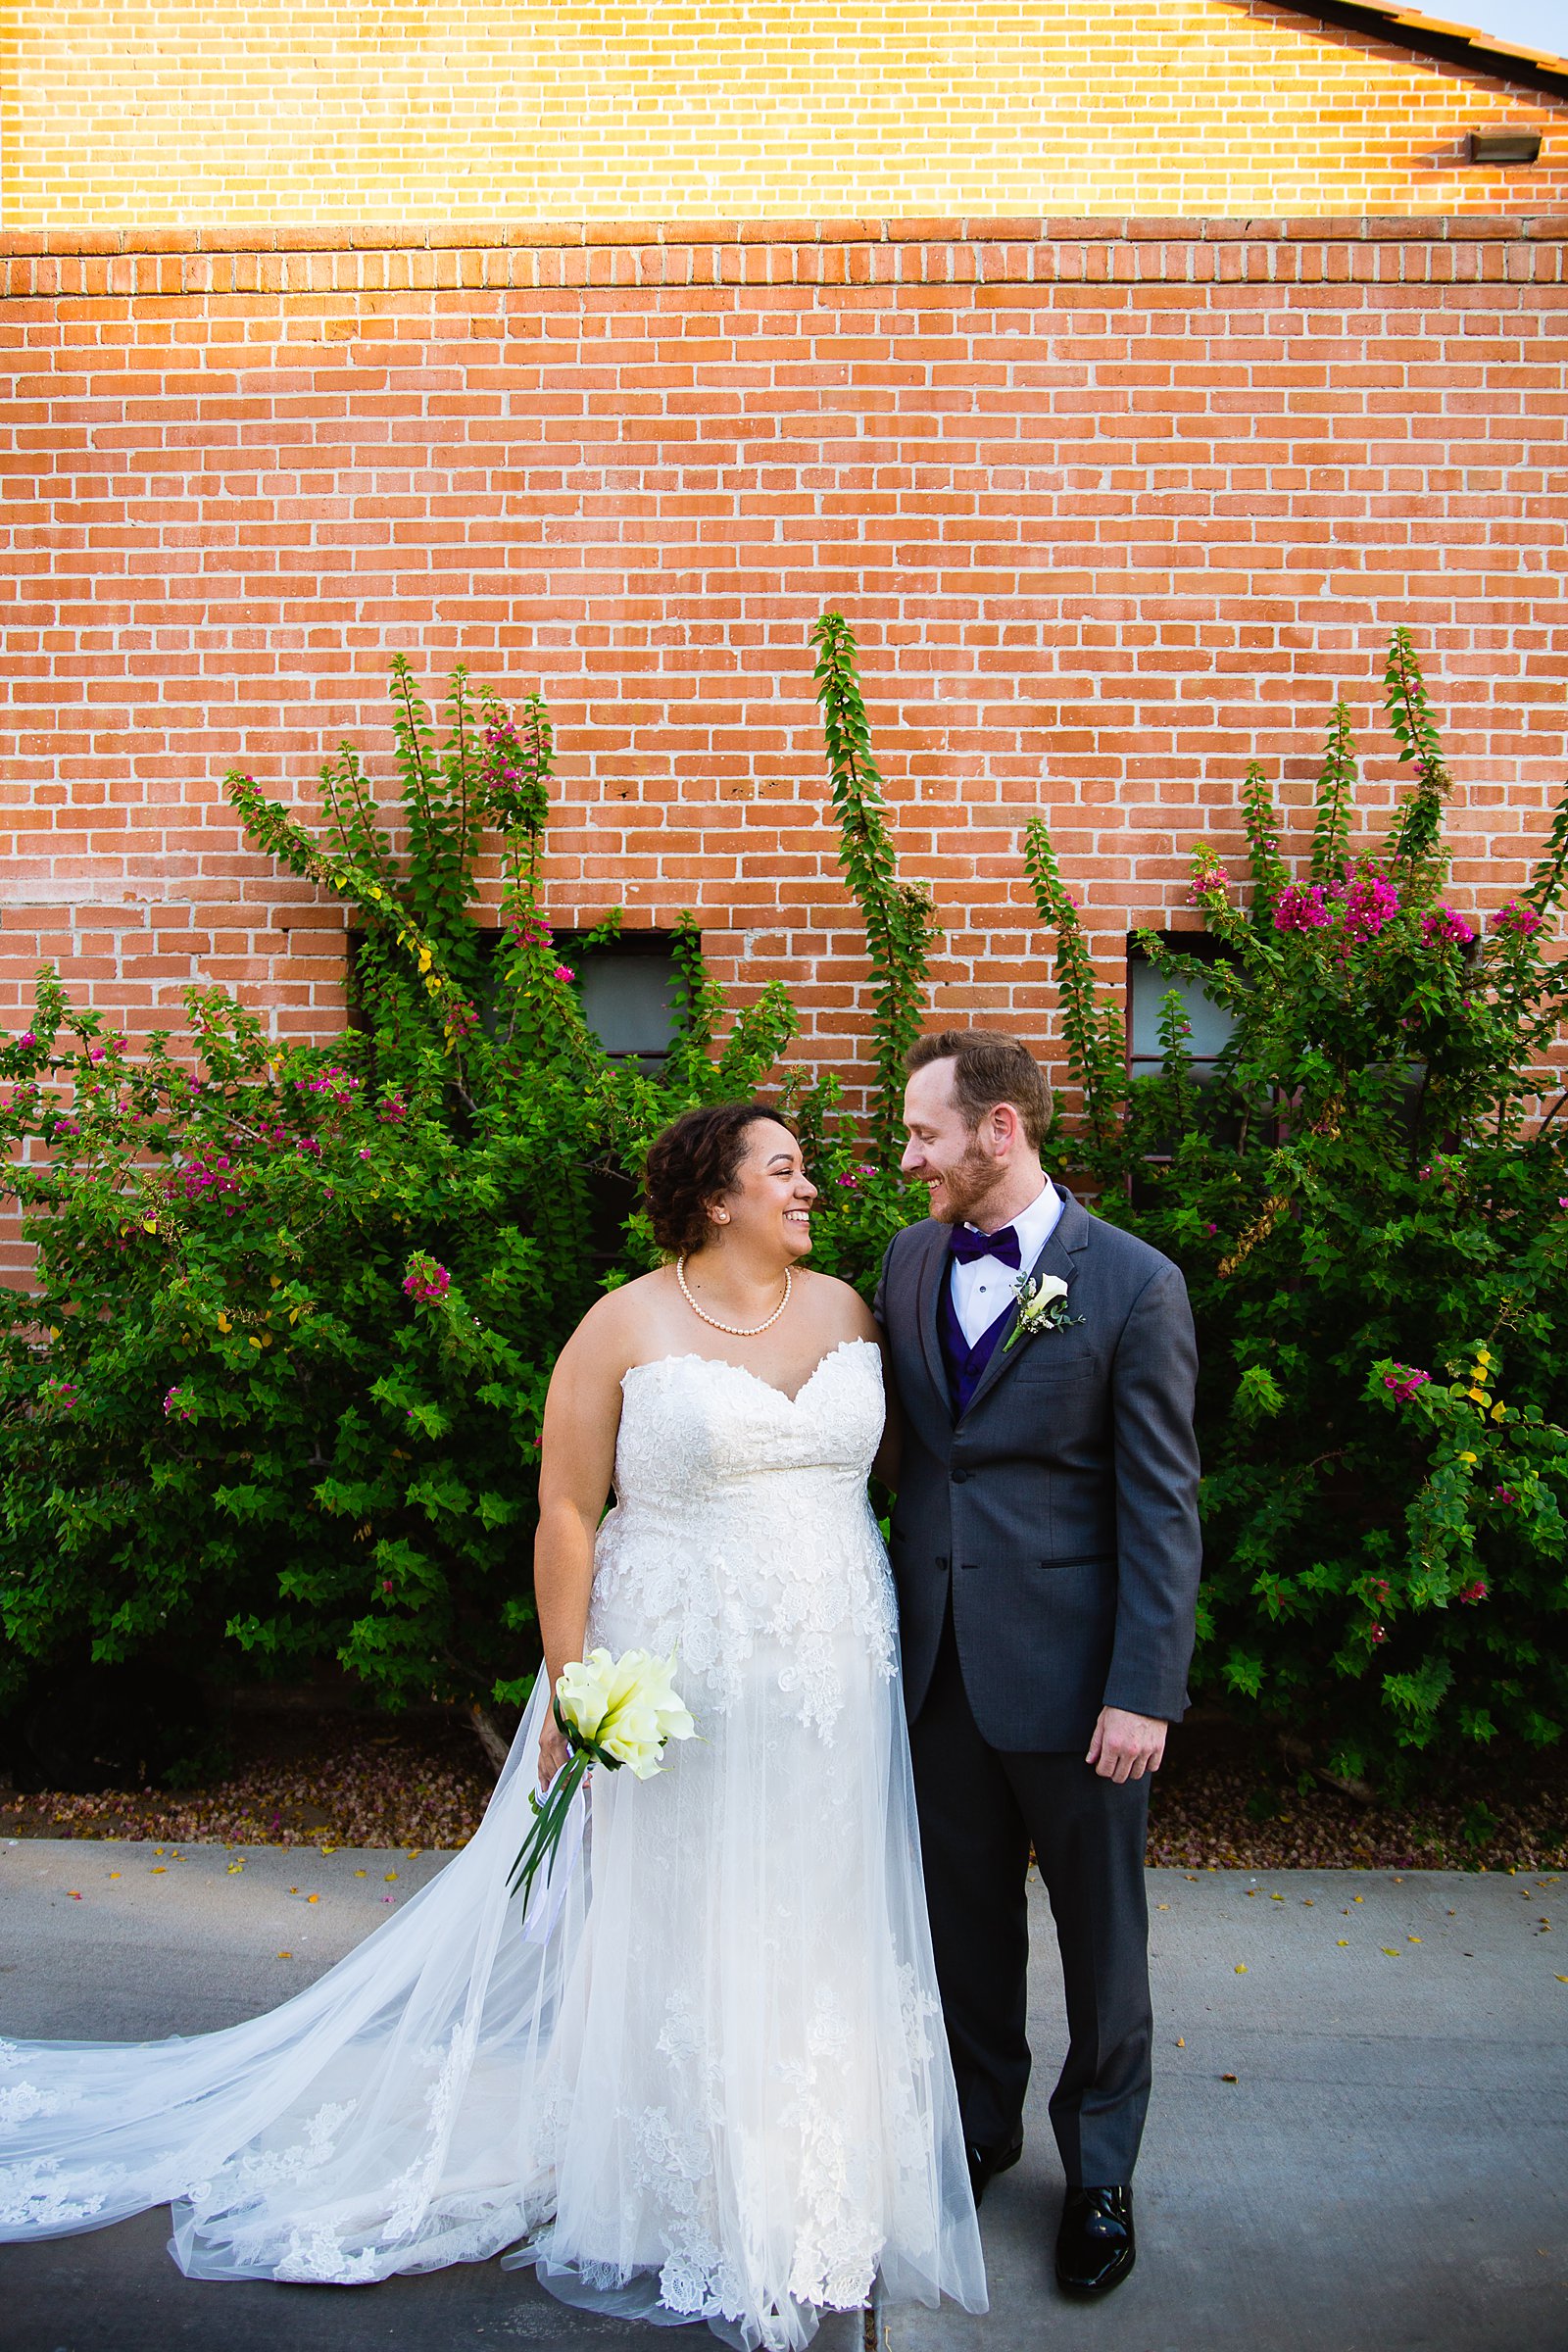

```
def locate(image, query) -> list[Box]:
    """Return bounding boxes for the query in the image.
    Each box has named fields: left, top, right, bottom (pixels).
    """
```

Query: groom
left=874, top=1029, right=1200, bottom=2299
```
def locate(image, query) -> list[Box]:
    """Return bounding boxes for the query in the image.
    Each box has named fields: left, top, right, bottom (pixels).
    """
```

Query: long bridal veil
left=3, top=1675, right=580, bottom=2279
left=2, top=1648, right=984, bottom=2349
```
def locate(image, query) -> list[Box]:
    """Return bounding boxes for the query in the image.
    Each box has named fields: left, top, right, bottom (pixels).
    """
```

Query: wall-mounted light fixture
left=1468, top=129, right=1543, bottom=167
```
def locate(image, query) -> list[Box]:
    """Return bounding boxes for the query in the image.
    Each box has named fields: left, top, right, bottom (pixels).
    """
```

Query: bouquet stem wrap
left=509, top=1648, right=696, bottom=1911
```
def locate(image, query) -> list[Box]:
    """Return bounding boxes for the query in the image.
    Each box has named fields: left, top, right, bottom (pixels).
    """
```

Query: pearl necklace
left=676, top=1255, right=794, bottom=1337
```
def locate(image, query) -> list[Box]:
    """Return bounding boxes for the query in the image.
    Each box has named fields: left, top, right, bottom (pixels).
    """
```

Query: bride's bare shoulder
left=557, top=1267, right=676, bottom=1375
left=797, top=1268, right=880, bottom=1344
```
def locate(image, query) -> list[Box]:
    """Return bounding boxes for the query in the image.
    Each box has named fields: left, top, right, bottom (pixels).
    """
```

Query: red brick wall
left=3, top=216, right=1566, bottom=1272
left=5, top=1, right=1566, bottom=226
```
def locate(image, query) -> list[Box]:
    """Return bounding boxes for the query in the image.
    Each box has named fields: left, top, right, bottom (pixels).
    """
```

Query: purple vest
left=938, top=1257, right=1013, bottom=1419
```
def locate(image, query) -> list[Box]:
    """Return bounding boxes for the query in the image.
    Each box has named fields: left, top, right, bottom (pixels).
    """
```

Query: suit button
left=951, top=1468, right=968, bottom=1485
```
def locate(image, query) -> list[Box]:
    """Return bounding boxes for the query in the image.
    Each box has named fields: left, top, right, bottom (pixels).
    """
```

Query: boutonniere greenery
left=1003, top=1270, right=1084, bottom=1352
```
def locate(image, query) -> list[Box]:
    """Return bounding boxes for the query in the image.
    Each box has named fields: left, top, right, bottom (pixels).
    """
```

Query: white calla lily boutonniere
left=1003, top=1269, right=1084, bottom=1352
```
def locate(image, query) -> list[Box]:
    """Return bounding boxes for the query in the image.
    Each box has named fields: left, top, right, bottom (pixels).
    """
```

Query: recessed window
left=345, top=925, right=682, bottom=1069
left=1127, top=933, right=1236, bottom=1085
left=557, top=931, right=680, bottom=1066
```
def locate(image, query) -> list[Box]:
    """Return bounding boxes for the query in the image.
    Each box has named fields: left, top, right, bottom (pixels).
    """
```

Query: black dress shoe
left=964, top=2125, right=1023, bottom=2208
left=1055, top=2183, right=1135, bottom=2296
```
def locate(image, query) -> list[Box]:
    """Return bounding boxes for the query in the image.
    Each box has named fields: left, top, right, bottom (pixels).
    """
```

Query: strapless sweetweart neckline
left=1, top=1336, right=985, bottom=2352
left=620, top=1334, right=879, bottom=1408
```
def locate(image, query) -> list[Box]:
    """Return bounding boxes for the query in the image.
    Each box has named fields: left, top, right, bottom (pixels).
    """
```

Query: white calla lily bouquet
left=510, top=1647, right=697, bottom=1909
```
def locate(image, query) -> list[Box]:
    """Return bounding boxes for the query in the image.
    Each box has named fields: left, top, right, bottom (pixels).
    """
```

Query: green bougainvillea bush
left=0, top=638, right=914, bottom=1753
left=2, top=618, right=1563, bottom=1791
left=1028, top=630, right=1568, bottom=1788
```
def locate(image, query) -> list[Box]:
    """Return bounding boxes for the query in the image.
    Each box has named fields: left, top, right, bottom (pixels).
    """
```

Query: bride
left=0, top=1102, right=986, bottom=2352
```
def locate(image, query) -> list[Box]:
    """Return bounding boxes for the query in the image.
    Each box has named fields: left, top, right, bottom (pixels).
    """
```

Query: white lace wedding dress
left=0, top=1337, right=986, bottom=2351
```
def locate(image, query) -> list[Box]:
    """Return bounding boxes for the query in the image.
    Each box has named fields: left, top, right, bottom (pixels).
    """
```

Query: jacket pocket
left=1010, top=1342, right=1097, bottom=1382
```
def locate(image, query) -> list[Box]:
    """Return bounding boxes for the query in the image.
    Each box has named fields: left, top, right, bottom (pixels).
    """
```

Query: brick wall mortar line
left=5, top=215, right=1568, bottom=267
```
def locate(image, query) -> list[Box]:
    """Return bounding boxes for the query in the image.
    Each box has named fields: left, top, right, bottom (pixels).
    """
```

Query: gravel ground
left=2, top=1711, right=1564, bottom=1871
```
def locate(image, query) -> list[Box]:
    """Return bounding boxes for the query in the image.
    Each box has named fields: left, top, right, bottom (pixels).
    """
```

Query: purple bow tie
left=949, top=1222, right=1021, bottom=1269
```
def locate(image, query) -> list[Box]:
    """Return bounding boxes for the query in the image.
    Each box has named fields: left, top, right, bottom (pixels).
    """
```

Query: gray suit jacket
left=874, top=1192, right=1201, bottom=1752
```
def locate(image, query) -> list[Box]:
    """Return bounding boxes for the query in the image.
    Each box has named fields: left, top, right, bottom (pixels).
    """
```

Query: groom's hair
left=906, top=1029, right=1053, bottom=1150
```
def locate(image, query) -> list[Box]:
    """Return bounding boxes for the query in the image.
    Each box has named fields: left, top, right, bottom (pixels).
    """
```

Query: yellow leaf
left=1337, top=1938, right=1349, bottom=1945
left=1234, top=1964, right=1248, bottom=1974
left=384, top=1870, right=398, bottom=1882
left=217, top=1312, right=231, bottom=1333
left=141, top=1216, right=158, bottom=1234
left=1458, top=1451, right=1478, bottom=1465
left=1381, top=1947, right=1400, bottom=1957
left=276, top=1950, right=292, bottom=1960
left=1409, top=1935, right=1421, bottom=1944
left=248, top=1335, right=262, bottom=1349
left=1491, top=1403, right=1507, bottom=1421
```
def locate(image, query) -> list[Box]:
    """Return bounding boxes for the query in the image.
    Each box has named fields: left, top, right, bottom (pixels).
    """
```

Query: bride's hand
left=537, top=1714, right=570, bottom=1791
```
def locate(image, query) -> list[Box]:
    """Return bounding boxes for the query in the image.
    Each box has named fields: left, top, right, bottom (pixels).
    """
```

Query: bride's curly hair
left=643, top=1102, right=795, bottom=1258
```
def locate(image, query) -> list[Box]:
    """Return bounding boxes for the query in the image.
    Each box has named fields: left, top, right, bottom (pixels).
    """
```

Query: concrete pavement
left=1, top=1840, right=1564, bottom=2351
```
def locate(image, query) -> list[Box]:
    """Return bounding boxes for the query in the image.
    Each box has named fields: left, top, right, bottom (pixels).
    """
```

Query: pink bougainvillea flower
left=1339, top=872, right=1400, bottom=940
left=16, top=1031, right=37, bottom=1050
left=554, top=964, right=576, bottom=984
left=1274, top=883, right=1330, bottom=933
left=403, top=1255, right=451, bottom=1304
left=1383, top=1366, right=1430, bottom=1404
left=1457, top=1580, right=1489, bottom=1604
left=1369, top=1623, right=1388, bottom=1645
left=1491, top=898, right=1542, bottom=938
left=1420, top=905, right=1477, bottom=948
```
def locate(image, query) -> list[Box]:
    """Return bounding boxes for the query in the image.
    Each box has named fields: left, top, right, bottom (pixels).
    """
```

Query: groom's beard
left=924, top=1138, right=1004, bottom=1227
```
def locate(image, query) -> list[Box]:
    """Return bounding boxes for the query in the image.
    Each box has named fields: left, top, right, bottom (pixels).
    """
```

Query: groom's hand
left=1087, top=1706, right=1167, bottom=1783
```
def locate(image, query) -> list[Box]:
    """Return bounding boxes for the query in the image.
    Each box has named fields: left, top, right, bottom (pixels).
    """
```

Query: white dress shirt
left=949, top=1179, right=1065, bottom=1348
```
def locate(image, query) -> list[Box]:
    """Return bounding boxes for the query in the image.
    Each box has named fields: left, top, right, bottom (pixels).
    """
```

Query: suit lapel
left=913, top=1221, right=952, bottom=1415
left=959, top=1188, right=1092, bottom=1421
